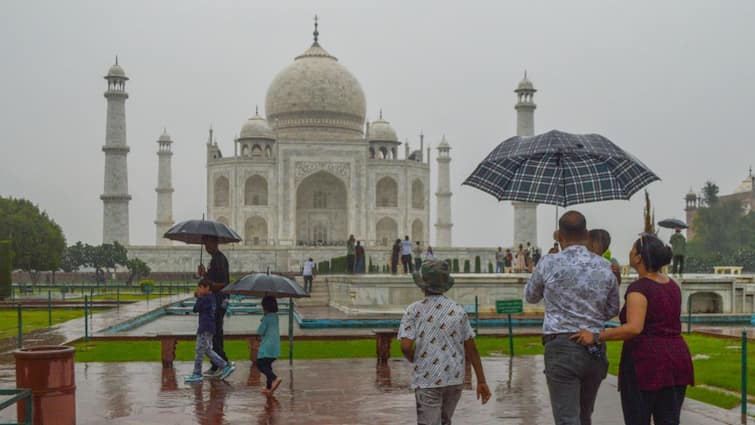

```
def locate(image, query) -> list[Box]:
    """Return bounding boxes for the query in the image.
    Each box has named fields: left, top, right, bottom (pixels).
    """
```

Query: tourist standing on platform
left=391, top=239, right=401, bottom=274
left=302, top=257, right=316, bottom=292
left=548, top=242, right=560, bottom=255
left=669, top=228, right=686, bottom=276
left=572, top=234, right=693, bottom=425
left=346, top=235, right=356, bottom=274
left=424, top=245, right=435, bottom=261
left=197, top=235, right=230, bottom=376
left=355, top=241, right=365, bottom=273
left=399, top=259, right=491, bottom=424
left=525, top=242, right=533, bottom=272
left=257, top=296, right=282, bottom=396
left=515, top=244, right=526, bottom=272
left=495, top=247, right=505, bottom=273
left=413, top=241, right=423, bottom=271
left=505, top=249, right=513, bottom=272
left=184, top=280, right=235, bottom=383
left=401, top=235, right=414, bottom=273
left=525, top=211, right=619, bottom=425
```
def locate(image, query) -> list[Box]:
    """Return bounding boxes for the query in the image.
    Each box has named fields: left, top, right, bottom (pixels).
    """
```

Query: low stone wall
left=127, top=245, right=501, bottom=274
left=325, top=274, right=533, bottom=313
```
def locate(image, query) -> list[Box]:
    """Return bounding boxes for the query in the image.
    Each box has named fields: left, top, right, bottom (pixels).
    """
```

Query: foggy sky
left=1, top=0, right=753, bottom=260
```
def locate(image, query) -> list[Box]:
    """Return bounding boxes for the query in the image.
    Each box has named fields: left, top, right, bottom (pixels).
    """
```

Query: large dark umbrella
left=658, top=218, right=688, bottom=229
left=223, top=272, right=309, bottom=365
left=163, top=219, right=242, bottom=244
left=463, top=130, right=660, bottom=207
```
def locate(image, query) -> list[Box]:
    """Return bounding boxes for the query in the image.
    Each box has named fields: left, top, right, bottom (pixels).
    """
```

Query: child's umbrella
left=222, top=272, right=310, bottom=365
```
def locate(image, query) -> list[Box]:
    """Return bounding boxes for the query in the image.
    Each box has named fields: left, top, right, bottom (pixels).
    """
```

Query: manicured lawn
left=71, top=334, right=755, bottom=411
left=0, top=309, right=107, bottom=339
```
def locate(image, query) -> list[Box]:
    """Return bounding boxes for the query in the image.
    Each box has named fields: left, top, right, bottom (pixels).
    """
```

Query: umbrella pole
left=288, top=297, right=294, bottom=365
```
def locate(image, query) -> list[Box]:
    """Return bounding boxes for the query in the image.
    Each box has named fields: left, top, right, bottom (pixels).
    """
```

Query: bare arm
left=464, top=339, right=491, bottom=404
left=400, top=338, right=415, bottom=362
left=572, top=292, right=648, bottom=344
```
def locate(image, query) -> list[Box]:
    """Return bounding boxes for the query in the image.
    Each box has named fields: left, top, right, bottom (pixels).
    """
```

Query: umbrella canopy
left=658, top=218, right=688, bottom=229
left=164, top=219, right=242, bottom=244
left=463, top=130, right=660, bottom=207
left=223, top=273, right=310, bottom=298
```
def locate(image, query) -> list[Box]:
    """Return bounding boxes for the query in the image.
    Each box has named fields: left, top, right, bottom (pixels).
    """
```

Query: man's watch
left=593, top=332, right=601, bottom=345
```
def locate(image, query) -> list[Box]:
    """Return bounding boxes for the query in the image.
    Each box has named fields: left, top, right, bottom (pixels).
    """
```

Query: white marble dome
left=368, top=117, right=398, bottom=142
left=516, top=76, right=535, bottom=91
left=158, top=130, right=172, bottom=142
left=239, top=113, right=275, bottom=140
left=106, top=63, right=127, bottom=79
left=265, top=42, right=366, bottom=140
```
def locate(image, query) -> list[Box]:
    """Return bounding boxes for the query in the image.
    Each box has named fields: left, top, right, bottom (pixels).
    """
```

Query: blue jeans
left=193, top=332, right=227, bottom=375
left=496, top=262, right=504, bottom=273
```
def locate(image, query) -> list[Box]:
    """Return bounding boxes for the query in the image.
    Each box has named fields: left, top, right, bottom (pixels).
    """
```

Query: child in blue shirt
left=184, top=280, right=235, bottom=383
left=257, top=296, right=281, bottom=395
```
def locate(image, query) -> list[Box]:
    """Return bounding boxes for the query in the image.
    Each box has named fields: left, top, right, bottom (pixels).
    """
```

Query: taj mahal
left=101, top=21, right=541, bottom=272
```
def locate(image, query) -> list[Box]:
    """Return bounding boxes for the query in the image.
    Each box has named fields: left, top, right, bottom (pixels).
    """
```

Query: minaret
left=101, top=57, right=131, bottom=245
left=154, top=129, right=174, bottom=246
left=435, top=135, right=453, bottom=246
left=512, top=72, right=538, bottom=248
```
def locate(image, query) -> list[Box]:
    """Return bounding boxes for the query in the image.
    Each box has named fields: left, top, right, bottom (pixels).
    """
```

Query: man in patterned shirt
left=399, top=259, right=491, bottom=425
left=525, top=211, right=619, bottom=425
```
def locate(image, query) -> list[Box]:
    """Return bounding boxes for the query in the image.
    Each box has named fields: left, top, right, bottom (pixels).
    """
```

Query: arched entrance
left=245, top=216, right=268, bottom=246
left=376, top=217, right=398, bottom=246
left=689, top=292, right=723, bottom=314
left=296, top=171, right=348, bottom=245
left=411, top=219, right=424, bottom=243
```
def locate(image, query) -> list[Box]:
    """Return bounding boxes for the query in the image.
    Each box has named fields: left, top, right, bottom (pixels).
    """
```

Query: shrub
left=139, top=279, right=155, bottom=294
left=463, top=259, right=471, bottom=273
left=452, top=259, right=460, bottom=273
left=0, top=240, right=11, bottom=300
left=474, top=256, right=481, bottom=273
left=488, top=262, right=494, bottom=273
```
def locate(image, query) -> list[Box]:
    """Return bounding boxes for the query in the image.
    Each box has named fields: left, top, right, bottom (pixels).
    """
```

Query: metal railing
left=0, top=388, right=32, bottom=425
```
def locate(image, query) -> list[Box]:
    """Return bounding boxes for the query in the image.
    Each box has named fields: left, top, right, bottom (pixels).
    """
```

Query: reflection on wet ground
left=0, top=357, right=746, bottom=424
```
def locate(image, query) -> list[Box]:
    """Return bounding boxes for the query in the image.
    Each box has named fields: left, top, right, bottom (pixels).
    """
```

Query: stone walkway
left=1, top=357, right=750, bottom=424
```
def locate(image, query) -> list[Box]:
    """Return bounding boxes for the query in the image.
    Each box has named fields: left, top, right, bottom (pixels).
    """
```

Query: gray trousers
left=544, top=336, right=608, bottom=425
left=193, top=332, right=227, bottom=375
left=415, top=384, right=463, bottom=425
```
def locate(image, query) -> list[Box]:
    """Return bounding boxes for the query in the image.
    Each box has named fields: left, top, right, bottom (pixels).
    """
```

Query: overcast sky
left=1, top=0, right=753, bottom=260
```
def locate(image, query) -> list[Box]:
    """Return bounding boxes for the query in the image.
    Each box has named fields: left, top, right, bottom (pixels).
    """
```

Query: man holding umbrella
left=197, top=235, right=230, bottom=375
left=670, top=227, right=686, bottom=276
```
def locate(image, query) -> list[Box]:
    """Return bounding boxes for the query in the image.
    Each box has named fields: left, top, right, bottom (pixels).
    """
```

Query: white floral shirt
left=525, top=245, right=620, bottom=334
left=398, top=295, right=474, bottom=389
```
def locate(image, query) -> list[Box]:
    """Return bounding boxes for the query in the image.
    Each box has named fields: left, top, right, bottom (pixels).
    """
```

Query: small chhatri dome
left=685, top=187, right=697, bottom=199
left=438, top=134, right=450, bottom=149
left=368, top=110, right=398, bottom=142
left=734, top=167, right=754, bottom=193
left=106, top=56, right=128, bottom=79
left=158, top=129, right=172, bottom=142
left=265, top=17, right=367, bottom=140
left=239, top=109, right=275, bottom=140
left=515, top=71, right=535, bottom=92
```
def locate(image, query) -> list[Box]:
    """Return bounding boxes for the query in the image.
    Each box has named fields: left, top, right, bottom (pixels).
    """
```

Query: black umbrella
left=222, top=273, right=309, bottom=298
left=224, top=272, right=308, bottom=365
left=463, top=130, right=660, bottom=207
left=658, top=218, right=688, bottom=229
left=163, top=219, right=242, bottom=244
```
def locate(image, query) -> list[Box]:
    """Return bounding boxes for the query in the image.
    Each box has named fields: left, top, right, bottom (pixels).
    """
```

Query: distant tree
left=125, top=258, right=151, bottom=285
left=60, top=241, right=88, bottom=272
left=702, top=181, right=719, bottom=206
left=0, top=197, right=66, bottom=283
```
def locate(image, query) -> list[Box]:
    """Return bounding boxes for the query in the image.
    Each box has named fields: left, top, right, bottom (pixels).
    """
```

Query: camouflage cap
left=412, top=259, right=455, bottom=294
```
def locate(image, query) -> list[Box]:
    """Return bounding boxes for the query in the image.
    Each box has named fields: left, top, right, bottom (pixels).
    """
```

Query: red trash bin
left=14, top=345, right=76, bottom=425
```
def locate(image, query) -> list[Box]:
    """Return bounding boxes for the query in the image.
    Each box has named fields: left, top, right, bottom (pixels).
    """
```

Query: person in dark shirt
left=355, top=241, right=365, bottom=273
left=197, top=235, right=230, bottom=375
left=184, top=280, right=234, bottom=383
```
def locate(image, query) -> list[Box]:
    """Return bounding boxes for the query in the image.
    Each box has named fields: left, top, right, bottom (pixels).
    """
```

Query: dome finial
left=313, top=14, right=319, bottom=43
left=255, top=105, right=259, bottom=116
left=115, top=55, right=118, bottom=66
left=524, top=69, right=527, bottom=80
left=379, top=108, right=383, bottom=120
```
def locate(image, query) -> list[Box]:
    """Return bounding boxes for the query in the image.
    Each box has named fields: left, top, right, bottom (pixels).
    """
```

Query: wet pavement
left=0, top=357, right=749, bottom=425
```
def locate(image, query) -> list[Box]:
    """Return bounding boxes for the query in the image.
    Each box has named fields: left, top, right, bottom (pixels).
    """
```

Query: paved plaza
left=1, top=357, right=749, bottom=425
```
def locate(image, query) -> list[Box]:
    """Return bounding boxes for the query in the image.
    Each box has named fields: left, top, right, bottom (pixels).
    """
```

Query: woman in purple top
left=572, top=234, right=693, bottom=425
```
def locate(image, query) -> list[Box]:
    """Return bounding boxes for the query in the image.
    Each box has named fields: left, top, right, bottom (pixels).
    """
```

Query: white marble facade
left=205, top=35, right=433, bottom=249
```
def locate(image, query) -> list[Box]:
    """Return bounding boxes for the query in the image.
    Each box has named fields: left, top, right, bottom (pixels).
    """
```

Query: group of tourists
left=400, top=211, right=693, bottom=425
left=391, top=235, right=434, bottom=275
left=184, top=236, right=283, bottom=397
left=494, top=241, right=543, bottom=273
